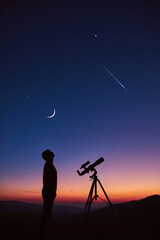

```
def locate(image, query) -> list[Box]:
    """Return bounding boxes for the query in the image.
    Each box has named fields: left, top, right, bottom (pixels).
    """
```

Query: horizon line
left=0, top=194, right=159, bottom=205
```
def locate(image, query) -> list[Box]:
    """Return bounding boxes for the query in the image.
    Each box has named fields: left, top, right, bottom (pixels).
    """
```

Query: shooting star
left=103, top=65, right=126, bottom=90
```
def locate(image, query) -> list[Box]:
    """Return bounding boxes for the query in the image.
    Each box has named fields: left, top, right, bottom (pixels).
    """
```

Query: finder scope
left=77, top=157, right=104, bottom=176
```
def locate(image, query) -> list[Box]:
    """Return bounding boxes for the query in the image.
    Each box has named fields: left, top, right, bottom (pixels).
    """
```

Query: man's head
left=42, top=150, right=55, bottom=162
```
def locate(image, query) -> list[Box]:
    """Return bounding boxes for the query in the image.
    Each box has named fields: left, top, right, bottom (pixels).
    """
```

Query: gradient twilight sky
left=0, top=1, right=160, bottom=204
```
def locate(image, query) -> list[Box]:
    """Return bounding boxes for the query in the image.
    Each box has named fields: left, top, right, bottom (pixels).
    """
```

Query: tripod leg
left=95, top=176, right=97, bottom=200
left=77, top=179, right=95, bottom=240
left=84, top=178, right=94, bottom=214
left=97, top=178, right=130, bottom=240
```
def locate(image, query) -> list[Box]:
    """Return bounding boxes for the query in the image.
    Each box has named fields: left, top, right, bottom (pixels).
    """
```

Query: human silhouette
left=40, top=149, right=57, bottom=239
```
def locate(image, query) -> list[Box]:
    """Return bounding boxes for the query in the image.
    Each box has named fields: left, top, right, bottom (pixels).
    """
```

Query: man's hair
left=42, top=149, right=51, bottom=161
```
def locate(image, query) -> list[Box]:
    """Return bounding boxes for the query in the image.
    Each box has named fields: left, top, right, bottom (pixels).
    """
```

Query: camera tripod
left=84, top=169, right=130, bottom=240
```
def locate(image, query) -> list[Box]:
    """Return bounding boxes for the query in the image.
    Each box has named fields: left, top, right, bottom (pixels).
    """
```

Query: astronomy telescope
left=77, top=157, right=104, bottom=176
left=76, top=157, right=130, bottom=240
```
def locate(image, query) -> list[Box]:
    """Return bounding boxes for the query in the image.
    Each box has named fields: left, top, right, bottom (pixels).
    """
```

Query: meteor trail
left=103, top=65, right=126, bottom=90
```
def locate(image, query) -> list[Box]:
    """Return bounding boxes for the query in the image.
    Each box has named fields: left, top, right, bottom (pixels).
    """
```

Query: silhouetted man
left=41, top=149, right=57, bottom=238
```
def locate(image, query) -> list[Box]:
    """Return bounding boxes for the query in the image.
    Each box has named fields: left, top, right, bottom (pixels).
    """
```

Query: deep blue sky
left=0, top=1, right=160, bottom=202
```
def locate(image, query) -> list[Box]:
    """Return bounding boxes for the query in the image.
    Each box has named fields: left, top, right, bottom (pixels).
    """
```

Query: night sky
left=0, top=1, right=160, bottom=204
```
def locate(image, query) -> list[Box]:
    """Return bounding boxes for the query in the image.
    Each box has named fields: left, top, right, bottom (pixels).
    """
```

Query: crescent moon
left=46, top=109, right=56, bottom=118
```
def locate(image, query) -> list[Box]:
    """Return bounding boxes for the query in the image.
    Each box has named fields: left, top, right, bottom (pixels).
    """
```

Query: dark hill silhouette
left=0, top=200, right=83, bottom=216
left=70, top=194, right=160, bottom=240
left=0, top=195, right=159, bottom=240
left=0, top=200, right=42, bottom=213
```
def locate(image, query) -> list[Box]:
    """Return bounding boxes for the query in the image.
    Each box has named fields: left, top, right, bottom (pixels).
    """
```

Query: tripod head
left=89, top=168, right=97, bottom=179
left=77, top=157, right=104, bottom=177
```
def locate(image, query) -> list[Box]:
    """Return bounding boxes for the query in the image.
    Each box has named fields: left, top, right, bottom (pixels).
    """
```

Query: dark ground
left=0, top=195, right=160, bottom=240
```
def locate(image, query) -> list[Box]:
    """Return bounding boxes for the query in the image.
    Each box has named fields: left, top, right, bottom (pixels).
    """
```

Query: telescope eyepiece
left=80, top=161, right=90, bottom=169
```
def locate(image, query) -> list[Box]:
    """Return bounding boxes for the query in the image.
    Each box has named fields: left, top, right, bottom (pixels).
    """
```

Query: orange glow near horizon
left=0, top=153, right=160, bottom=204
left=0, top=189, right=159, bottom=204
left=0, top=176, right=159, bottom=204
